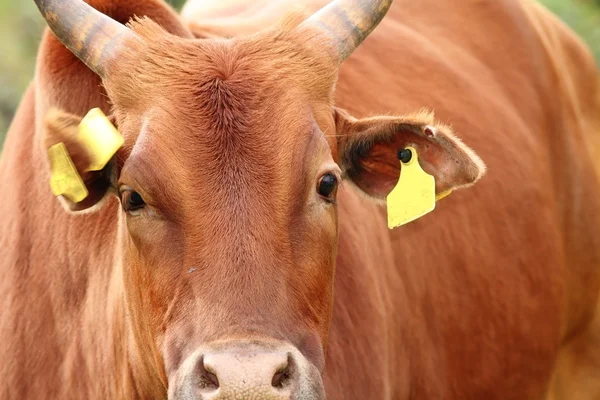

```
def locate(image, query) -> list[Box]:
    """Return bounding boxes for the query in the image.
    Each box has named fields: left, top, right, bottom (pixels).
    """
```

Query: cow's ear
left=335, top=108, right=486, bottom=200
left=43, top=109, right=118, bottom=212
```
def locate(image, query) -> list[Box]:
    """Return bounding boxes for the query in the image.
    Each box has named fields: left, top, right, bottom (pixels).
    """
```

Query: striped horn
left=33, top=0, right=136, bottom=77
left=301, top=0, right=393, bottom=62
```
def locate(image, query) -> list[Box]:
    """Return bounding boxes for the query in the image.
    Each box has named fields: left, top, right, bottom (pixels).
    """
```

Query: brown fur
left=1, top=0, right=599, bottom=399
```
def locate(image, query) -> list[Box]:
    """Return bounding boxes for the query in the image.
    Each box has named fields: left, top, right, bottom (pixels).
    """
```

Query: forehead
left=113, top=26, right=338, bottom=212
left=126, top=102, right=328, bottom=177
left=112, top=32, right=336, bottom=154
left=120, top=109, right=334, bottom=248
left=119, top=94, right=333, bottom=221
left=109, top=23, right=337, bottom=116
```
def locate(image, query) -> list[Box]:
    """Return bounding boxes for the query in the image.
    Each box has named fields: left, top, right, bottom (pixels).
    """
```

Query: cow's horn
left=301, top=0, right=393, bottom=62
left=33, top=0, right=136, bottom=77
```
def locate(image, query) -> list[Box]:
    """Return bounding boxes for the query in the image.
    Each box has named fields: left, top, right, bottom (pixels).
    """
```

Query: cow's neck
left=7, top=106, right=164, bottom=398
left=75, top=222, right=168, bottom=399
left=46, top=212, right=167, bottom=399
left=19, top=66, right=169, bottom=397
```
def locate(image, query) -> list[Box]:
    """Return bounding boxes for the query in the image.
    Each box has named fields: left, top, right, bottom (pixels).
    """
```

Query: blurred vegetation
left=543, top=0, right=600, bottom=61
left=0, top=0, right=185, bottom=146
left=0, top=0, right=599, bottom=148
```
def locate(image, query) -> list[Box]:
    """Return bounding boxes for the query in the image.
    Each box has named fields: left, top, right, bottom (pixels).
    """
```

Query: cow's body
left=1, top=0, right=600, bottom=399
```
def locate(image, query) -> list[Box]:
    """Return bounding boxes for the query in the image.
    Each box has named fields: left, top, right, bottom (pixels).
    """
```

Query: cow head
left=37, top=0, right=485, bottom=398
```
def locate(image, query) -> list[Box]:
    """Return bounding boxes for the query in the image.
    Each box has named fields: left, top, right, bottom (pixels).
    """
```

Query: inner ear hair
left=44, top=109, right=92, bottom=174
left=337, top=109, right=441, bottom=170
left=346, top=109, right=440, bottom=141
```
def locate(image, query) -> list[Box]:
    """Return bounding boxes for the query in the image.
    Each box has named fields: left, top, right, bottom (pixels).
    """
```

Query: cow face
left=38, top=0, right=485, bottom=398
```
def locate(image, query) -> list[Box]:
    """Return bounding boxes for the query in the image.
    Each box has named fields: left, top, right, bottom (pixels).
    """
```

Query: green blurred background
left=0, top=0, right=599, bottom=149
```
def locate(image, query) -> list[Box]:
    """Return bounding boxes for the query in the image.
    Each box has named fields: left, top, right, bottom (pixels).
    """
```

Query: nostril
left=196, top=356, right=219, bottom=391
left=271, top=352, right=295, bottom=390
left=272, top=369, right=289, bottom=389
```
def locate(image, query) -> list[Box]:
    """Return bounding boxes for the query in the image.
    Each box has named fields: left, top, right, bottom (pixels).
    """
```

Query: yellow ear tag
left=78, top=108, right=124, bottom=171
left=48, top=142, right=89, bottom=203
left=386, top=147, right=451, bottom=229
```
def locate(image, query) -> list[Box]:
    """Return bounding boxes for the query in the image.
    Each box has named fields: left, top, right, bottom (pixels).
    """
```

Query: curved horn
left=33, top=0, right=136, bottom=77
left=301, top=0, right=393, bottom=62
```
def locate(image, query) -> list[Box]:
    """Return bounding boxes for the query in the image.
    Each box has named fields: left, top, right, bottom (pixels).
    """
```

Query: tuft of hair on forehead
left=101, top=10, right=340, bottom=151
left=126, top=15, right=171, bottom=40
left=105, top=12, right=338, bottom=105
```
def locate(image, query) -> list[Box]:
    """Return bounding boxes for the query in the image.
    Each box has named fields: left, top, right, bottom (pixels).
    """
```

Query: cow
left=0, top=0, right=599, bottom=398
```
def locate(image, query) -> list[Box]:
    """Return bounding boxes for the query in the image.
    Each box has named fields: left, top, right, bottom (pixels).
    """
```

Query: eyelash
left=120, top=189, right=146, bottom=215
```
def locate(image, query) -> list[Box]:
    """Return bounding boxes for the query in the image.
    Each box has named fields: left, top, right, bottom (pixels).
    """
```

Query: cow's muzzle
left=169, top=340, right=325, bottom=400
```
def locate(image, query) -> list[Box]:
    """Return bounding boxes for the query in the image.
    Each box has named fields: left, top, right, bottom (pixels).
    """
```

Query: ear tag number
left=78, top=108, right=124, bottom=171
left=48, top=142, right=89, bottom=203
left=386, top=147, right=451, bottom=229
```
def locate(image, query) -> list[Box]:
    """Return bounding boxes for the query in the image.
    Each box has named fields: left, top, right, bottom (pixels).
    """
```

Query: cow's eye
left=121, top=190, right=146, bottom=213
left=317, top=173, right=338, bottom=201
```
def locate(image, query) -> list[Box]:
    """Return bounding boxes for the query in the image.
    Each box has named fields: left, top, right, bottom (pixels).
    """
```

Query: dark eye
left=122, top=190, right=146, bottom=213
left=317, top=173, right=338, bottom=200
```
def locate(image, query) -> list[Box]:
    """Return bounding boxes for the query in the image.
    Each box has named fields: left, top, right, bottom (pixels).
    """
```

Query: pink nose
left=170, top=341, right=324, bottom=400
left=197, top=351, right=295, bottom=399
